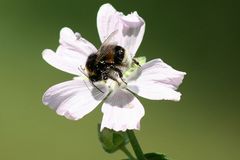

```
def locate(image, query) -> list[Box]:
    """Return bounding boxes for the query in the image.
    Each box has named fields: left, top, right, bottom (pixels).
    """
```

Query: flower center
left=79, top=56, right=146, bottom=92
left=105, top=79, right=126, bottom=92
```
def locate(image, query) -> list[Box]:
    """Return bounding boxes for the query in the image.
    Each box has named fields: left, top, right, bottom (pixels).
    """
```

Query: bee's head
left=114, top=46, right=125, bottom=64
left=114, top=45, right=132, bottom=69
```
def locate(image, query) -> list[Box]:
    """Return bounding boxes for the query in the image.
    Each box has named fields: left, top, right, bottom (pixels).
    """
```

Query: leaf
left=98, top=124, right=129, bottom=153
left=144, top=153, right=168, bottom=160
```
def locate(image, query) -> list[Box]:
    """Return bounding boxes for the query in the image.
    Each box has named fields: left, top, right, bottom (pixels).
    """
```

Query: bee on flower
left=42, top=3, right=186, bottom=131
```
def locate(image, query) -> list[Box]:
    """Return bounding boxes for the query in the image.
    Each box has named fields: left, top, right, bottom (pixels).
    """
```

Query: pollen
left=105, top=79, right=126, bottom=91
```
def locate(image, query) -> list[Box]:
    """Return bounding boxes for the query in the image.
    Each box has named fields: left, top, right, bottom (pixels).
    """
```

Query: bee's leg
left=111, top=67, right=127, bottom=85
left=133, top=58, right=141, bottom=67
left=120, top=78, right=127, bottom=85
left=91, top=81, right=104, bottom=93
left=108, top=75, right=121, bottom=86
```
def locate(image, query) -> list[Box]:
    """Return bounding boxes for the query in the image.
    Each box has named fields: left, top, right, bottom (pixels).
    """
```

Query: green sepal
left=98, top=124, right=129, bottom=153
left=144, top=152, right=168, bottom=160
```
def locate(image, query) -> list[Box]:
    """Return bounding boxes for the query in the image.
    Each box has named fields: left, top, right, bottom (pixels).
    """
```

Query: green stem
left=120, top=146, right=136, bottom=160
left=126, top=130, right=146, bottom=160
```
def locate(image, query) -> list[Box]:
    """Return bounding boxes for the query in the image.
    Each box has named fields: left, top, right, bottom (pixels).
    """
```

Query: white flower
left=42, top=3, right=186, bottom=131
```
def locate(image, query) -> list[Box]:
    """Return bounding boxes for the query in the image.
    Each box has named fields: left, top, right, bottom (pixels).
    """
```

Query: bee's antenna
left=78, top=66, right=88, bottom=78
left=78, top=66, right=104, bottom=93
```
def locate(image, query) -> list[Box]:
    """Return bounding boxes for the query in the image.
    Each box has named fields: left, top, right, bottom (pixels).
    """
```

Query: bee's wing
left=96, top=30, right=118, bottom=62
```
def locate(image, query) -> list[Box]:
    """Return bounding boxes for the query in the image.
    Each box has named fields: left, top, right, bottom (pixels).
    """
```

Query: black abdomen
left=86, top=53, right=109, bottom=82
left=86, top=53, right=98, bottom=72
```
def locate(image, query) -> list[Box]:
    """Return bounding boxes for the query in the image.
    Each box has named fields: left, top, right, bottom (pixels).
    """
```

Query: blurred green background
left=0, top=0, right=239, bottom=159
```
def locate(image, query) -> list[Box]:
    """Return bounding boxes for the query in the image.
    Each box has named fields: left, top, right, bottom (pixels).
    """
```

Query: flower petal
left=59, top=27, right=97, bottom=57
left=97, top=4, right=120, bottom=43
left=97, top=3, right=145, bottom=57
left=100, top=89, right=145, bottom=132
left=127, top=59, right=186, bottom=101
left=42, top=27, right=97, bottom=75
left=42, top=80, right=109, bottom=120
left=42, top=48, right=84, bottom=75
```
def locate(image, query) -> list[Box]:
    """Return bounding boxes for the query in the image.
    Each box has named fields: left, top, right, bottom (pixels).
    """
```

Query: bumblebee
left=85, top=31, right=140, bottom=89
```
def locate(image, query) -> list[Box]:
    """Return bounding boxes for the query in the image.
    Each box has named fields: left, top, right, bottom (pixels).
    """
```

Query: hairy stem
left=126, top=130, right=146, bottom=160
left=120, top=146, right=136, bottom=160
